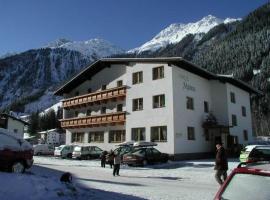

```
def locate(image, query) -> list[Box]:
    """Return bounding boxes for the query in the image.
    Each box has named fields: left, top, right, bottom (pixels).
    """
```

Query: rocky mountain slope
left=0, top=39, right=124, bottom=113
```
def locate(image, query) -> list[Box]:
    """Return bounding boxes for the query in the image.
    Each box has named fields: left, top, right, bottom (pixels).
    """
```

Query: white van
left=33, top=144, right=54, bottom=155
left=54, top=145, right=77, bottom=158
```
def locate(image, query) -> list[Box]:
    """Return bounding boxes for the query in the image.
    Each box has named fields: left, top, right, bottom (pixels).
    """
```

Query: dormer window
left=101, top=85, right=107, bottom=90
left=117, top=80, right=123, bottom=87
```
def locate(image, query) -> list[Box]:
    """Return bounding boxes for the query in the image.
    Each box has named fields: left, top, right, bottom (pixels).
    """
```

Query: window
left=117, top=104, right=123, bottom=112
left=88, top=131, right=104, bottom=143
left=186, top=97, right=194, bottom=110
left=187, top=127, right=195, bottom=140
left=153, top=94, right=165, bottom=108
left=86, top=109, right=91, bottom=116
left=87, top=88, right=92, bottom=93
left=75, top=91, right=79, bottom=96
left=230, top=92, right=236, bottom=103
left=153, top=66, right=164, bottom=80
left=71, top=132, right=84, bottom=143
left=204, top=101, right=209, bottom=113
left=109, top=130, right=125, bottom=143
left=243, top=130, right=248, bottom=141
left=117, top=80, right=123, bottom=87
left=74, top=111, right=79, bottom=117
left=133, top=98, right=143, bottom=111
left=131, top=128, right=145, bottom=141
left=101, top=107, right=106, bottom=114
left=232, top=114, right=237, bottom=126
left=151, top=126, right=167, bottom=142
left=132, top=71, right=143, bottom=84
left=242, top=106, right=246, bottom=117
left=101, top=84, right=107, bottom=90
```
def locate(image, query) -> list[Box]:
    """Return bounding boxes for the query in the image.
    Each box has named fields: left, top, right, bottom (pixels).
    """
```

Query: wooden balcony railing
left=60, top=112, right=126, bottom=129
left=62, top=86, right=126, bottom=109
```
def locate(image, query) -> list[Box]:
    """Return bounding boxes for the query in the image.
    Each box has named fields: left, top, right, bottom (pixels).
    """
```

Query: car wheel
left=67, top=153, right=72, bottom=159
left=12, top=162, right=25, bottom=173
left=142, top=160, right=148, bottom=166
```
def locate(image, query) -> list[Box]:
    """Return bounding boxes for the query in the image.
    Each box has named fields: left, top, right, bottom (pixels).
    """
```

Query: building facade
left=55, top=58, right=260, bottom=158
left=38, top=129, right=66, bottom=146
left=0, top=113, right=29, bottom=139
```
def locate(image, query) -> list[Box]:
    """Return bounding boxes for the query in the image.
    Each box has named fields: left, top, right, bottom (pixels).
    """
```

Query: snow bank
left=0, top=169, right=143, bottom=200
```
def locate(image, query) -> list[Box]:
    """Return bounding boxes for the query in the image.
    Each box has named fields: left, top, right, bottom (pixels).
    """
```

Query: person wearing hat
left=214, top=143, right=228, bottom=185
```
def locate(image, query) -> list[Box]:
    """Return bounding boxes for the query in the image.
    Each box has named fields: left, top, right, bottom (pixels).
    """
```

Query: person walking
left=100, top=151, right=107, bottom=168
left=214, top=143, right=228, bottom=185
left=113, top=152, right=121, bottom=176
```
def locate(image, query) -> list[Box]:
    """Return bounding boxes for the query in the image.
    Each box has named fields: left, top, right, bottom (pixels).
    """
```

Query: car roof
left=254, top=146, right=270, bottom=150
left=244, top=145, right=268, bottom=151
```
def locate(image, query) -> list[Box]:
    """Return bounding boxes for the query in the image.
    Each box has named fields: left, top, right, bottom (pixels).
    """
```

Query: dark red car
left=214, top=161, right=270, bottom=200
left=122, top=146, right=168, bottom=166
left=0, top=131, right=34, bottom=173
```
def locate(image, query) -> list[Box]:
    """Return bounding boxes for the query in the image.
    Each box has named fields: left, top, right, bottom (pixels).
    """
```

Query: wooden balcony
left=60, top=112, right=126, bottom=129
left=62, top=86, right=126, bottom=109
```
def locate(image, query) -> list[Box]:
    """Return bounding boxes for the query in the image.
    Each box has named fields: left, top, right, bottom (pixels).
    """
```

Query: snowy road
left=33, top=157, right=239, bottom=200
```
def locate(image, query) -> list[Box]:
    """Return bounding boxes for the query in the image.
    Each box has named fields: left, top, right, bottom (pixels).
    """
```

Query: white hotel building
left=55, top=58, right=260, bottom=159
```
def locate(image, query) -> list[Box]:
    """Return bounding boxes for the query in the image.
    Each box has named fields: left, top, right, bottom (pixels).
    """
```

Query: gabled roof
left=0, top=113, right=29, bottom=125
left=54, top=57, right=261, bottom=95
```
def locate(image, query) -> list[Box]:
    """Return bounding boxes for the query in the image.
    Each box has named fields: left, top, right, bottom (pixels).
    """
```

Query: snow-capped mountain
left=45, top=38, right=125, bottom=58
left=0, top=37, right=126, bottom=114
left=129, top=15, right=241, bottom=53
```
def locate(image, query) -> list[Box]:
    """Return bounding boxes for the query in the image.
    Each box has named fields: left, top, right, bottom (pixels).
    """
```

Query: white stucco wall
left=125, top=63, right=175, bottom=154
left=7, top=118, right=25, bottom=139
left=226, top=83, right=253, bottom=145
left=62, top=60, right=255, bottom=156
left=172, top=66, right=212, bottom=154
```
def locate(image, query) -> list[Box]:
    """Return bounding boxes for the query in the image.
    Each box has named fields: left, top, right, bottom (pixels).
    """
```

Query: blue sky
left=0, top=0, right=268, bottom=55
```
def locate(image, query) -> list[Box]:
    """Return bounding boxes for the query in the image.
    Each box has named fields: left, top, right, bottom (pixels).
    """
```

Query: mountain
left=0, top=38, right=124, bottom=113
left=128, top=15, right=240, bottom=54
left=123, top=3, right=269, bottom=136
left=45, top=38, right=125, bottom=58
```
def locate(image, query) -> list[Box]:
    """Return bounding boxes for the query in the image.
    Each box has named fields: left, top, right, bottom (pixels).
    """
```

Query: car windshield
left=221, top=173, right=270, bottom=200
left=56, top=145, right=65, bottom=150
left=250, top=148, right=270, bottom=160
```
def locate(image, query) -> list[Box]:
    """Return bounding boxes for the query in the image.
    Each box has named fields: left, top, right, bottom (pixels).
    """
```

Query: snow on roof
left=253, top=69, right=261, bottom=75
left=217, top=74, right=234, bottom=78
left=0, top=129, right=32, bottom=151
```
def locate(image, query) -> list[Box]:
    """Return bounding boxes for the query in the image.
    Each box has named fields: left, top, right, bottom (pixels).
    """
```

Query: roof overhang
left=54, top=57, right=262, bottom=96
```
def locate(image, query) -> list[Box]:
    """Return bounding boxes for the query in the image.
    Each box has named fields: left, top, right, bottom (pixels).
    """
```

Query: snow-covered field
left=0, top=157, right=239, bottom=200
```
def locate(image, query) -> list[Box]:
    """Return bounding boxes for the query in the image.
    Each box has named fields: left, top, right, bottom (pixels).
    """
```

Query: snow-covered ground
left=0, top=157, right=239, bottom=200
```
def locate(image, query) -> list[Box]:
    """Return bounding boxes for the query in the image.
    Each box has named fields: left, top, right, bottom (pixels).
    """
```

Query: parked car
left=123, top=142, right=168, bottom=166
left=107, top=141, right=135, bottom=162
left=33, top=144, right=54, bottom=156
left=54, top=145, right=77, bottom=158
left=72, top=146, right=103, bottom=160
left=239, top=145, right=270, bottom=162
left=0, top=131, right=34, bottom=173
left=214, top=161, right=270, bottom=200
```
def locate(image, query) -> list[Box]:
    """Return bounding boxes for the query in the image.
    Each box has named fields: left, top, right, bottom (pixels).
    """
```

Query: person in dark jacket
left=106, top=150, right=114, bottom=168
left=214, top=143, right=228, bottom=185
left=113, top=152, right=121, bottom=176
left=100, top=151, right=107, bottom=168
